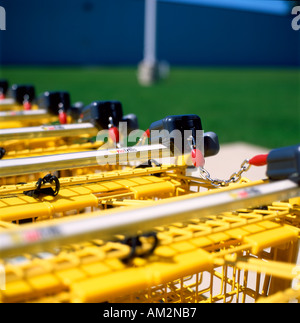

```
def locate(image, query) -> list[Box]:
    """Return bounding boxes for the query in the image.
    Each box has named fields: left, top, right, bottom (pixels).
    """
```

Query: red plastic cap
left=0, top=93, right=5, bottom=100
left=191, top=149, right=205, bottom=168
left=249, top=154, right=268, bottom=167
left=23, top=102, right=32, bottom=111
left=59, top=111, right=68, bottom=125
left=144, top=129, right=150, bottom=138
left=109, top=126, right=120, bottom=143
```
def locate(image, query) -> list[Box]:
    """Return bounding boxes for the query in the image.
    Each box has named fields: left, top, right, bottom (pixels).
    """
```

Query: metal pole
left=0, top=123, right=98, bottom=141
left=144, top=0, right=157, bottom=65
left=0, top=109, right=50, bottom=122
left=0, top=144, right=168, bottom=177
left=138, top=0, right=159, bottom=86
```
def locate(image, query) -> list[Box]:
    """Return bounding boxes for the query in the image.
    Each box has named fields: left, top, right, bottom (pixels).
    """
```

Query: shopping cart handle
left=122, top=113, right=139, bottom=134
left=38, top=91, right=71, bottom=117
left=204, top=131, right=220, bottom=157
left=81, top=101, right=123, bottom=130
left=267, top=144, right=300, bottom=183
left=0, top=123, right=98, bottom=141
left=149, top=114, right=219, bottom=158
left=9, top=84, right=36, bottom=105
left=0, top=79, right=8, bottom=98
left=149, top=114, right=202, bottom=156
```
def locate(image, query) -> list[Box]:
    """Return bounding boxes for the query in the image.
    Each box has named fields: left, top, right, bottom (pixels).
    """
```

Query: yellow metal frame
left=0, top=115, right=58, bottom=129
left=0, top=103, right=39, bottom=112
left=0, top=119, right=299, bottom=303
left=0, top=166, right=299, bottom=303
left=0, top=197, right=299, bottom=303
left=0, top=165, right=193, bottom=223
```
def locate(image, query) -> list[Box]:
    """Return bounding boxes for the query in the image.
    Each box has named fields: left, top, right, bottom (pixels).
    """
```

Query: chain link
left=198, top=159, right=251, bottom=187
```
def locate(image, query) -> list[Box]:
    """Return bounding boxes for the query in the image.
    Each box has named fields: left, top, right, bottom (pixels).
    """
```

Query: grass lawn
left=1, top=66, right=299, bottom=149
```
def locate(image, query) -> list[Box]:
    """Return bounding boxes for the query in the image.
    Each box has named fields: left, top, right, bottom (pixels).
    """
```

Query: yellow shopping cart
left=0, top=138, right=299, bottom=303
left=0, top=90, right=77, bottom=129
left=0, top=176, right=299, bottom=303
left=0, top=84, right=37, bottom=112
left=0, top=100, right=137, bottom=164
left=0, top=83, right=299, bottom=305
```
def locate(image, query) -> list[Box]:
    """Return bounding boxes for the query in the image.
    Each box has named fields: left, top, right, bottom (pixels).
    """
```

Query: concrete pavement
left=204, top=142, right=270, bottom=182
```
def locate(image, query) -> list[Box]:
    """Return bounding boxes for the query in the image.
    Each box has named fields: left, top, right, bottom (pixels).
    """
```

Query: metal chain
left=198, top=159, right=251, bottom=187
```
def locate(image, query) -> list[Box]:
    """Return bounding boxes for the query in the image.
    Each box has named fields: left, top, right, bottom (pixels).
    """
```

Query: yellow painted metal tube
left=70, top=248, right=213, bottom=303
left=0, top=195, right=99, bottom=222
left=0, top=179, right=299, bottom=258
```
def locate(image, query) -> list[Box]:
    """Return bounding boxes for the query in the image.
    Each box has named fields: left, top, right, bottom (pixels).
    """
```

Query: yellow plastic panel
left=130, top=181, right=175, bottom=199
left=1, top=280, right=33, bottom=303
left=27, top=274, right=63, bottom=295
left=243, top=225, right=299, bottom=254
left=81, top=262, right=112, bottom=277
left=51, top=195, right=98, bottom=213
left=55, top=268, right=87, bottom=286
left=71, top=248, right=212, bottom=303
left=0, top=203, right=53, bottom=222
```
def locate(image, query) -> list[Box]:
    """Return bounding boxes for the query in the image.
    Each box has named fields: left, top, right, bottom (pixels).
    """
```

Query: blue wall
left=157, top=2, right=299, bottom=66
left=0, top=0, right=299, bottom=66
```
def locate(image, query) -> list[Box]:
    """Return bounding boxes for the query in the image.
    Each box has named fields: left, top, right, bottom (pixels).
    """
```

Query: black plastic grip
left=10, top=84, right=36, bottom=104
left=149, top=115, right=203, bottom=154
left=38, top=91, right=71, bottom=115
left=81, top=101, right=123, bottom=130
left=0, top=80, right=8, bottom=95
left=204, top=132, right=220, bottom=157
left=267, top=144, right=300, bottom=182
left=149, top=115, right=219, bottom=157
left=150, top=114, right=203, bottom=135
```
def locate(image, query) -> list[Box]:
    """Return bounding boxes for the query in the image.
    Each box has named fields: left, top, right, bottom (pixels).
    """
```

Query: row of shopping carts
left=0, top=79, right=299, bottom=303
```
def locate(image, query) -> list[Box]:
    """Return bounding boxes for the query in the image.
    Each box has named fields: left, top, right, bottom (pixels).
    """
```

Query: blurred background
left=0, top=0, right=299, bottom=149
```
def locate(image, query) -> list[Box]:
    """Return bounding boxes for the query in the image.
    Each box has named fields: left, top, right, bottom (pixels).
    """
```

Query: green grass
left=1, top=66, right=299, bottom=149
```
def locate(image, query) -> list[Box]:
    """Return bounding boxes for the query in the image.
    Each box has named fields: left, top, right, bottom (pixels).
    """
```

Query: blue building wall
left=157, top=2, right=299, bottom=66
left=0, top=0, right=299, bottom=66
